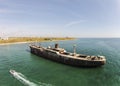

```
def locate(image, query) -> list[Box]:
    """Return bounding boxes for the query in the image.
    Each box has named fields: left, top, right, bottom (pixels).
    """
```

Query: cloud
left=0, top=8, right=26, bottom=14
left=64, top=20, right=86, bottom=27
left=116, top=0, right=120, bottom=8
left=0, top=9, right=15, bottom=14
left=0, top=0, right=27, bottom=14
left=0, top=9, right=11, bottom=13
left=0, top=0, right=6, bottom=2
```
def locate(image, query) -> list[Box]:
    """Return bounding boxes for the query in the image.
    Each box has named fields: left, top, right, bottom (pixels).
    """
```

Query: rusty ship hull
left=29, top=44, right=106, bottom=67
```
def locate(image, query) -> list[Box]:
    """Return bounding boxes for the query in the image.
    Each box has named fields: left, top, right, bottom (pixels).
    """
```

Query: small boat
left=9, top=70, right=16, bottom=75
left=29, top=44, right=106, bottom=67
left=9, top=69, right=18, bottom=77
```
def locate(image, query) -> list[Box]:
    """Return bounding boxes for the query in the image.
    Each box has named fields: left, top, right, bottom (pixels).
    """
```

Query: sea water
left=0, top=38, right=120, bottom=86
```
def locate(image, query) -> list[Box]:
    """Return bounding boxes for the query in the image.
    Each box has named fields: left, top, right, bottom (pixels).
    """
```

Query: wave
left=9, top=70, right=53, bottom=86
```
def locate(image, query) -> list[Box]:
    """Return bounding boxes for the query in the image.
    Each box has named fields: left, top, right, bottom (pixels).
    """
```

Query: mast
left=73, top=44, right=76, bottom=55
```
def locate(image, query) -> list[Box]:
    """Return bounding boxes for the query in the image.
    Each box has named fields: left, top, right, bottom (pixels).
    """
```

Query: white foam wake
left=9, top=70, right=53, bottom=86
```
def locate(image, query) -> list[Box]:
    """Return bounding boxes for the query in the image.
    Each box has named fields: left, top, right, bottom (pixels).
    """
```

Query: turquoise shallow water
left=0, top=38, right=120, bottom=86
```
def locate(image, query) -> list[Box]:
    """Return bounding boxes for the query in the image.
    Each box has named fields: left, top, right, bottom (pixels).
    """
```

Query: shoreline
left=0, top=42, right=29, bottom=46
left=0, top=39, right=76, bottom=46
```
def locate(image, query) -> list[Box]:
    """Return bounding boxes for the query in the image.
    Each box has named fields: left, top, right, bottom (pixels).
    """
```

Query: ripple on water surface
left=0, top=38, right=120, bottom=86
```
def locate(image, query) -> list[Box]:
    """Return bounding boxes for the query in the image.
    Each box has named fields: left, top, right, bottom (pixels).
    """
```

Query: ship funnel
left=55, top=43, right=59, bottom=48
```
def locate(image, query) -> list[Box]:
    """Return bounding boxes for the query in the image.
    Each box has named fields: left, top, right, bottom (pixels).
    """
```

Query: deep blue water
left=0, top=38, right=120, bottom=86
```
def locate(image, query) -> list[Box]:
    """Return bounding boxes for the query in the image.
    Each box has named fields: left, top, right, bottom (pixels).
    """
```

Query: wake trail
left=9, top=70, right=53, bottom=86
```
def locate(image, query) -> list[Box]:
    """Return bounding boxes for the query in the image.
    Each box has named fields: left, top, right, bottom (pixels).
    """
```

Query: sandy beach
left=0, top=42, right=29, bottom=46
left=0, top=37, right=75, bottom=46
left=0, top=39, right=75, bottom=46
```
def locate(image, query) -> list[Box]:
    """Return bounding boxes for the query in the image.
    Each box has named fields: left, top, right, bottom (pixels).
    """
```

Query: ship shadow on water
left=26, top=49, right=30, bottom=52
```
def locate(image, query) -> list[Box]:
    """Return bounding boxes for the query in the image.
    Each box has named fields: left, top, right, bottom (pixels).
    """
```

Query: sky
left=0, top=0, right=120, bottom=37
